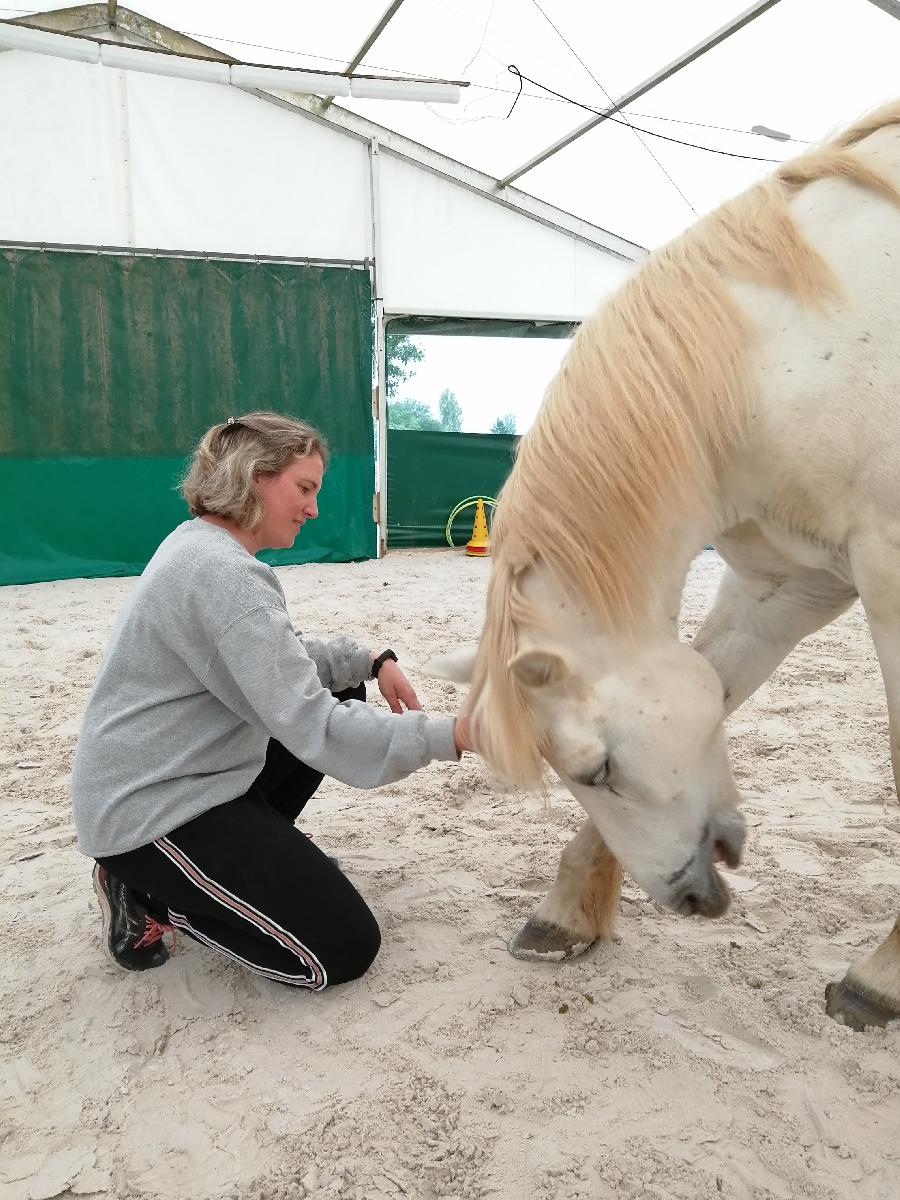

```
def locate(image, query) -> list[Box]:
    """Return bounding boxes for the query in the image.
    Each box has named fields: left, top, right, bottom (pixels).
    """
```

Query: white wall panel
left=0, top=53, right=371, bottom=259
left=124, top=71, right=371, bottom=259
left=0, top=49, right=632, bottom=318
left=378, top=154, right=632, bottom=321
left=0, top=53, right=132, bottom=245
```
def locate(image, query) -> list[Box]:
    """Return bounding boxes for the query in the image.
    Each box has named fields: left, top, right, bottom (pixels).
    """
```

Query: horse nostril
left=682, top=893, right=700, bottom=915
left=714, top=837, right=742, bottom=869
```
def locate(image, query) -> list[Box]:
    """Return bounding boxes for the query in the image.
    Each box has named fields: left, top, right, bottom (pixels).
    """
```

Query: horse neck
left=524, top=510, right=710, bottom=645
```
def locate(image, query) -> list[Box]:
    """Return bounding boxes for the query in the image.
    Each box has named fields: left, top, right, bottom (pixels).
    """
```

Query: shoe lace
left=134, top=915, right=177, bottom=954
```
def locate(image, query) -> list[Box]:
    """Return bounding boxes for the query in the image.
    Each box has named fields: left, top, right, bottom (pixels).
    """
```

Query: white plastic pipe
left=0, top=22, right=459, bottom=103
left=350, top=77, right=460, bottom=103
left=0, top=22, right=100, bottom=63
left=100, top=43, right=230, bottom=84
left=230, top=63, right=350, bottom=96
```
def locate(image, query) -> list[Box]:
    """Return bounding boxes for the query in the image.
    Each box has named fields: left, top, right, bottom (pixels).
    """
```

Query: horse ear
left=428, top=647, right=478, bottom=683
left=509, top=649, right=570, bottom=690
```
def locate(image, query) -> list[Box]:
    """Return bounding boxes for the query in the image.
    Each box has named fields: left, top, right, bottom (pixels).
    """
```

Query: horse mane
left=469, top=100, right=900, bottom=788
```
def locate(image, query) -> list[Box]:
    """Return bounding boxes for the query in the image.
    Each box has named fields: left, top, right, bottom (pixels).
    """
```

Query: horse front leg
left=825, top=920, right=900, bottom=1030
left=823, top=537, right=900, bottom=1028
left=508, top=556, right=853, bottom=967
left=692, top=556, right=855, bottom=716
left=508, top=819, right=623, bottom=961
left=691, top=554, right=900, bottom=1027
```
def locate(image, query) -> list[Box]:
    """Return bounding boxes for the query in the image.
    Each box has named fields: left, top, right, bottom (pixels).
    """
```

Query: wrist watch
left=371, top=648, right=398, bottom=678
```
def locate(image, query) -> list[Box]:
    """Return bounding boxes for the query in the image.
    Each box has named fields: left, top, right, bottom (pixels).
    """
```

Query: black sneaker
left=92, top=864, right=174, bottom=971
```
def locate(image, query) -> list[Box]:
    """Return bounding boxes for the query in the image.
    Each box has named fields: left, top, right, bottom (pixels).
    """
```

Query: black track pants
left=97, top=684, right=380, bottom=989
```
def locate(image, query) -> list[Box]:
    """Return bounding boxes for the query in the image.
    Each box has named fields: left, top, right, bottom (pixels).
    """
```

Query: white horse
left=442, top=101, right=900, bottom=1030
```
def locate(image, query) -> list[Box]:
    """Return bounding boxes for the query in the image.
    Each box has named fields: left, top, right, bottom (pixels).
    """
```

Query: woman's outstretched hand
left=376, top=659, right=422, bottom=713
left=373, top=658, right=474, bottom=757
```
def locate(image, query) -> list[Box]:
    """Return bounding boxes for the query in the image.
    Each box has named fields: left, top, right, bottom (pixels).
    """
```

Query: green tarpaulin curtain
left=386, top=429, right=519, bottom=548
left=0, top=249, right=374, bottom=585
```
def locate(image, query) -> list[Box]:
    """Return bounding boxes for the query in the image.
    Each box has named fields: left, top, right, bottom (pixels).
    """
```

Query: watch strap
left=371, top=648, right=398, bottom=678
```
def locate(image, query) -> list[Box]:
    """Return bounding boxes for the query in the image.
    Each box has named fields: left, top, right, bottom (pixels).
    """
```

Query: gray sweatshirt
left=71, top=519, right=458, bottom=857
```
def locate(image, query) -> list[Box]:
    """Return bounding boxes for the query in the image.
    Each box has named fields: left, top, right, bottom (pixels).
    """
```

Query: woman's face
left=253, top=452, right=324, bottom=550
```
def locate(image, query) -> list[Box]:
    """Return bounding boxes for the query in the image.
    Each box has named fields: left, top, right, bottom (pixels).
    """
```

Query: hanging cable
left=9, top=6, right=807, bottom=153
left=526, top=0, right=696, bottom=215
left=193, top=26, right=810, bottom=146
left=426, top=0, right=526, bottom=127
left=507, top=66, right=787, bottom=163
left=505, top=65, right=524, bottom=119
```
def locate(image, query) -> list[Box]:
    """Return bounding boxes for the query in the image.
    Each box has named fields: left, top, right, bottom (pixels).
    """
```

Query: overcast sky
left=390, top=334, right=568, bottom=434
left=13, top=0, right=900, bottom=431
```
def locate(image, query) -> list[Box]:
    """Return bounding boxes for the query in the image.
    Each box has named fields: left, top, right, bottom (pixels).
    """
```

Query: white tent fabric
left=125, top=70, right=372, bottom=260
left=4, top=0, right=900, bottom=312
left=377, top=152, right=627, bottom=319
left=0, top=52, right=372, bottom=258
left=0, top=36, right=637, bottom=321
left=15, top=0, right=890, bottom=251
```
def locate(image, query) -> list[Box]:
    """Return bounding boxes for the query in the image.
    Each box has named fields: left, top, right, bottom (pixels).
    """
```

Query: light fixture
left=230, top=64, right=350, bottom=97
left=350, top=77, right=460, bottom=103
left=750, top=124, right=791, bottom=142
left=100, top=43, right=230, bottom=84
left=0, top=21, right=99, bottom=63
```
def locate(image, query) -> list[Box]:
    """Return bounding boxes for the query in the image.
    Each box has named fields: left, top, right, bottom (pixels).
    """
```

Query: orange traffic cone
left=465, top=498, right=491, bottom=556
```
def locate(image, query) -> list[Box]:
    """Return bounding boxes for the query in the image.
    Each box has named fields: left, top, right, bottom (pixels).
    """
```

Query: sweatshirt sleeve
left=207, top=605, right=458, bottom=788
left=297, top=633, right=372, bottom=692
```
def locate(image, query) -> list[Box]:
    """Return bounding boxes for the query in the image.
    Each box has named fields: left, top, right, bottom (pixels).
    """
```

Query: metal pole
left=320, top=0, right=407, bottom=114
left=862, top=0, right=900, bottom=19
left=496, top=0, right=783, bottom=190
left=369, top=137, right=389, bottom=558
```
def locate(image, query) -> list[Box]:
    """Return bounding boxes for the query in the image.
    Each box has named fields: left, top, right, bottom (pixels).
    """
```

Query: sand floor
left=1, top=548, right=899, bottom=1200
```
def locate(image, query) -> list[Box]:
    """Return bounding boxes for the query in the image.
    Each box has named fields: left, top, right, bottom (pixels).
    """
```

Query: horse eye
left=588, top=758, right=609, bottom=787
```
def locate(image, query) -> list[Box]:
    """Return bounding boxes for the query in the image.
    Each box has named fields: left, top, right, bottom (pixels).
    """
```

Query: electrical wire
left=3, top=7, right=808, bottom=153
left=168, top=18, right=809, bottom=146
left=459, top=0, right=497, bottom=75
left=426, top=0, right=507, bottom=125
left=526, top=0, right=696, bottom=215
left=509, top=66, right=787, bottom=163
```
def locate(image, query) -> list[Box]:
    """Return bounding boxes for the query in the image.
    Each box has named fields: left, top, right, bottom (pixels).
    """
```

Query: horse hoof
left=507, top=919, right=594, bottom=962
left=824, top=978, right=899, bottom=1031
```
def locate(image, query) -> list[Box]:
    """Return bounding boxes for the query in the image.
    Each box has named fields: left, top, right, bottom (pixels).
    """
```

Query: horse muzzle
left=667, top=809, right=746, bottom=919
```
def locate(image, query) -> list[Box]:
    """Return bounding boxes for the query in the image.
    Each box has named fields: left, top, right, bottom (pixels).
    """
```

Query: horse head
left=437, top=573, right=746, bottom=919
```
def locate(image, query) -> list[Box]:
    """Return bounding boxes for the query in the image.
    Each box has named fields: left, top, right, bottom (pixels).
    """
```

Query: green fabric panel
left=0, top=249, right=372, bottom=457
left=0, top=455, right=372, bottom=586
left=386, top=430, right=519, bottom=548
left=0, top=249, right=374, bottom=581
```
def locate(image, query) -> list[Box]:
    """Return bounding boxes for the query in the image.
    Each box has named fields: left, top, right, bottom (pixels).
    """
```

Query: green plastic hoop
left=445, top=496, right=497, bottom=548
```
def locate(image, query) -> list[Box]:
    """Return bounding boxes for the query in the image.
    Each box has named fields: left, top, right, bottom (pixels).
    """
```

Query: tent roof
left=7, top=3, right=643, bottom=261
left=8, top=1, right=900, bottom=248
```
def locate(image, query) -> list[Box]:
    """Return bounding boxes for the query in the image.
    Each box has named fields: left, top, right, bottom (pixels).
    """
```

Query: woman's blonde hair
left=181, top=411, right=329, bottom=528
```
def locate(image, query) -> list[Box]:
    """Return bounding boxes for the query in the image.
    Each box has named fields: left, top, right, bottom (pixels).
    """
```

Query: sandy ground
left=1, top=548, right=899, bottom=1200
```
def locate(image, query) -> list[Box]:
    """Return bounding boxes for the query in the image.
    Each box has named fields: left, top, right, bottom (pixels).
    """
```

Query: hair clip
left=226, top=416, right=236, bottom=425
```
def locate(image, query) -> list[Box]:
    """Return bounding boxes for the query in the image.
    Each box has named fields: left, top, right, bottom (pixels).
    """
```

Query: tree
left=490, top=413, right=517, bottom=435
left=387, top=398, right=442, bottom=431
left=385, top=334, right=424, bottom=398
left=438, top=389, right=462, bottom=432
